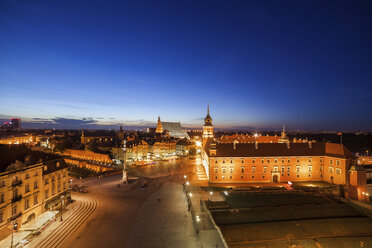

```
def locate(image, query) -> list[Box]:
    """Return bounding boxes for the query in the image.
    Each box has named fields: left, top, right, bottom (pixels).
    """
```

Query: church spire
left=156, top=116, right=163, bottom=133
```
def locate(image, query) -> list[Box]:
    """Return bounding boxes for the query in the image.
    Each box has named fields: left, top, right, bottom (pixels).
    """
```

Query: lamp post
left=10, top=221, right=17, bottom=248
left=60, top=195, right=64, bottom=221
left=122, top=140, right=128, bottom=183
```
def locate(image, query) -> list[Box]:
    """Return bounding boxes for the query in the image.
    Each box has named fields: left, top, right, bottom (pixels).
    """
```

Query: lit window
left=273, top=166, right=278, bottom=172
left=252, top=167, right=256, bottom=173
left=214, top=167, right=218, bottom=173
left=320, top=166, right=323, bottom=172
left=336, top=160, right=340, bottom=166
left=336, top=168, right=341, bottom=174
left=308, top=166, right=312, bottom=172
left=263, top=166, right=267, bottom=173
left=329, top=167, right=334, bottom=173
left=222, top=175, right=225, bottom=179
left=296, top=166, right=300, bottom=172
left=222, top=168, right=226, bottom=173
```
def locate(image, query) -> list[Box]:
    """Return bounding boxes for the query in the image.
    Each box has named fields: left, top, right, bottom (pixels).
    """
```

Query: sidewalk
left=186, top=186, right=228, bottom=248
left=24, top=195, right=82, bottom=248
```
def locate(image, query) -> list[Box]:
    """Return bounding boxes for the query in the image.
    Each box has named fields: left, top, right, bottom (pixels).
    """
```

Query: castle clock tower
left=203, top=104, right=214, bottom=146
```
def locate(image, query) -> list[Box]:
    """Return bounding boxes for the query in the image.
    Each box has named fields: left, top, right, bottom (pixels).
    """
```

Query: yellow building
left=0, top=158, right=69, bottom=237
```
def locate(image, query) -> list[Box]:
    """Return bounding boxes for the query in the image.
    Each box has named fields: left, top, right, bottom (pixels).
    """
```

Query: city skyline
left=1, top=1, right=372, bottom=131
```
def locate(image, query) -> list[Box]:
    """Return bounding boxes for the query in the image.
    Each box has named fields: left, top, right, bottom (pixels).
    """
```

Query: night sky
left=0, top=0, right=371, bottom=130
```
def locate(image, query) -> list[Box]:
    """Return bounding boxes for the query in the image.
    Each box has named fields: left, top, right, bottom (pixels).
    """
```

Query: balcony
left=11, top=180, right=22, bottom=187
left=11, top=195, right=22, bottom=203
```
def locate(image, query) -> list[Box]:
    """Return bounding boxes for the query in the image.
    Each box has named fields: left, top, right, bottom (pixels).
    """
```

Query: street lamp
left=189, top=193, right=193, bottom=197
left=209, top=191, right=213, bottom=201
left=184, top=175, right=187, bottom=179
left=224, top=191, right=228, bottom=196
left=60, top=195, right=64, bottom=221
left=10, top=221, right=17, bottom=248
left=186, top=181, right=190, bottom=186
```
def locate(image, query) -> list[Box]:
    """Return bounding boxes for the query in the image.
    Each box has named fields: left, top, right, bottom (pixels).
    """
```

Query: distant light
left=184, top=175, right=187, bottom=179
left=366, top=193, right=370, bottom=196
left=254, top=133, right=258, bottom=138
left=224, top=191, right=228, bottom=196
left=189, top=193, right=193, bottom=197
left=362, top=192, right=366, bottom=195
left=209, top=191, right=213, bottom=195
left=288, top=181, right=292, bottom=185
left=186, top=181, right=190, bottom=186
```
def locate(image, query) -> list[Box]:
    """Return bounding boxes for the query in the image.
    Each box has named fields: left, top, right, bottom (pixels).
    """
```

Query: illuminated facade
left=204, top=142, right=353, bottom=185
left=0, top=135, right=41, bottom=145
left=200, top=108, right=366, bottom=196
left=62, top=149, right=112, bottom=164
left=0, top=159, right=69, bottom=234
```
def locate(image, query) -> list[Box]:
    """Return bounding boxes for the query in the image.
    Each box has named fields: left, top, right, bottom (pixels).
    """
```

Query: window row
left=213, top=165, right=328, bottom=173
left=214, top=157, right=326, bottom=164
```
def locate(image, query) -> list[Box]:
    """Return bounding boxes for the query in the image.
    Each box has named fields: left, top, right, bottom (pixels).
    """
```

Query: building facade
left=0, top=158, right=69, bottom=234
left=203, top=142, right=353, bottom=185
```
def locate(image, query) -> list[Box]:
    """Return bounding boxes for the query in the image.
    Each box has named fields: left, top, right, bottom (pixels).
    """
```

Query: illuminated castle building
left=201, top=107, right=368, bottom=202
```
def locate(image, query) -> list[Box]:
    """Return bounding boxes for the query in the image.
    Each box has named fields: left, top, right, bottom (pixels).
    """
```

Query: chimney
left=255, top=141, right=258, bottom=149
left=308, top=141, right=312, bottom=149
left=233, top=141, right=237, bottom=150
left=287, top=142, right=290, bottom=149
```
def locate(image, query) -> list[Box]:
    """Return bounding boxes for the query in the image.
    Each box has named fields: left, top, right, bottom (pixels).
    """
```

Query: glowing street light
left=189, top=193, right=193, bottom=197
left=224, top=191, right=228, bottom=196
left=186, top=181, right=190, bottom=186
left=184, top=175, right=187, bottom=179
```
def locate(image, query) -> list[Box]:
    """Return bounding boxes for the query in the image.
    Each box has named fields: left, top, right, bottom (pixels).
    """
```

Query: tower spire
left=207, top=104, right=209, bottom=115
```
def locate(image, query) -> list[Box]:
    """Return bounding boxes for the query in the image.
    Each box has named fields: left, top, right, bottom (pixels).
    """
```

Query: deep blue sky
left=0, top=0, right=371, bottom=130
